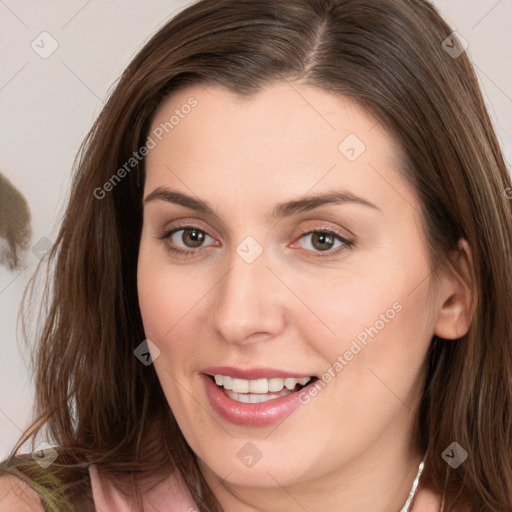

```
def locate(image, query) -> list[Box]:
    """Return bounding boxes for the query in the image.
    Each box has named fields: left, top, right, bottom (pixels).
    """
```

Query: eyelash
left=158, top=225, right=355, bottom=259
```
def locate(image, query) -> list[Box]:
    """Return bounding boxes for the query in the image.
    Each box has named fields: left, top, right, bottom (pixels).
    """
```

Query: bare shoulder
left=0, top=475, right=44, bottom=512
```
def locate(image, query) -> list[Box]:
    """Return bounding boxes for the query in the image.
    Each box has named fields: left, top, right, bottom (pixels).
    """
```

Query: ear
left=433, top=238, right=476, bottom=340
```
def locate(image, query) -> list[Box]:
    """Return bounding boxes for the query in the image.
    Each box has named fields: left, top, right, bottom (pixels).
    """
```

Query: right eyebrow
left=144, top=187, right=216, bottom=216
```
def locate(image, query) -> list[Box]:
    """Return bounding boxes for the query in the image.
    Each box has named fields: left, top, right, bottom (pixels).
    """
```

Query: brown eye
left=159, top=226, right=215, bottom=255
left=295, top=229, right=354, bottom=258
left=310, top=232, right=336, bottom=251
left=300, top=231, right=340, bottom=252
left=178, top=228, right=206, bottom=248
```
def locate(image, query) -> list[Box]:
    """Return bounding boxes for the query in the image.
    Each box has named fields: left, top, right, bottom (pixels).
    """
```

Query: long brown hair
left=3, top=0, right=512, bottom=510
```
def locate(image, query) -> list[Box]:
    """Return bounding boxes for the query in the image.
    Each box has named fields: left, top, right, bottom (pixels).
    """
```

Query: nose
left=210, top=243, right=286, bottom=346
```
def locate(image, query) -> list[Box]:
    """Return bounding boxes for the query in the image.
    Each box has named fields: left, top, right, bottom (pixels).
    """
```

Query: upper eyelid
left=160, top=216, right=352, bottom=235
left=161, top=219, right=218, bottom=237
left=291, top=228, right=352, bottom=249
left=161, top=224, right=352, bottom=247
left=160, top=226, right=217, bottom=244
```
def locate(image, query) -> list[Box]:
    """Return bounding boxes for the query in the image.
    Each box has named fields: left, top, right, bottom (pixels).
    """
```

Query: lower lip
left=201, top=374, right=314, bottom=427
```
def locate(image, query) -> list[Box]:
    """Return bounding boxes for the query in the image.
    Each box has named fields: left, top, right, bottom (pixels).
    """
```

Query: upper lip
left=202, top=366, right=316, bottom=380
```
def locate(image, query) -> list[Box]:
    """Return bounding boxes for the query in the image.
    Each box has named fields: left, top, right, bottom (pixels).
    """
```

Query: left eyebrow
left=271, top=189, right=381, bottom=218
left=143, top=186, right=380, bottom=219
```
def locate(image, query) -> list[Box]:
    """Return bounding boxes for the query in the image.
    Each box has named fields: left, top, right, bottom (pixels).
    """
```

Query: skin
left=0, top=476, right=44, bottom=512
left=137, top=81, right=473, bottom=512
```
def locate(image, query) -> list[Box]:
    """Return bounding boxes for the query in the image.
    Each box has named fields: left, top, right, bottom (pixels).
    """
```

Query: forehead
left=148, top=81, right=401, bottom=158
left=144, top=81, right=414, bottom=216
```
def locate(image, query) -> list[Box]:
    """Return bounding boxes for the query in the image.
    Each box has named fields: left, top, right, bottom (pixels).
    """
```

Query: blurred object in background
left=0, top=173, right=31, bottom=271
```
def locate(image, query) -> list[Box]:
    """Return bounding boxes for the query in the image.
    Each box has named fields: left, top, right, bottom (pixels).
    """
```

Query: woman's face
left=137, top=82, right=445, bottom=494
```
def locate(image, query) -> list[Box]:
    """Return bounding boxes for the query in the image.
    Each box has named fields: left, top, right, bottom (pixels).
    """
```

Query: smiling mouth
left=209, top=374, right=318, bottom=403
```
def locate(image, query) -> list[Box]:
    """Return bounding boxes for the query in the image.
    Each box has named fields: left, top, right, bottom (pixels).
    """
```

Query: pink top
left=88, top=464, right=198, bottom=511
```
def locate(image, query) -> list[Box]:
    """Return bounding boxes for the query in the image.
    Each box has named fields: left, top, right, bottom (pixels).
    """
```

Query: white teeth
left=268, top=377, right=284, bottom=392
left=225, top=390, right=278, bottom=403
left=284, top=378, right=298, bottom=390
left=213, top=375, right=312, bottom=394
left=249, top=379, right=268, bottom=393
left=231, top=378, right=249, bottom=393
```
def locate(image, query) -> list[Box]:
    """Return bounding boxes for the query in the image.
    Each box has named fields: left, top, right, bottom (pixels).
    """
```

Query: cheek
left=285, top=269, right=415, bottom=354
left=137, top=254, right=203, bottom=412
left=286, top=250, right=434, bottom=392
left=137, top=244, right=208, bottom=343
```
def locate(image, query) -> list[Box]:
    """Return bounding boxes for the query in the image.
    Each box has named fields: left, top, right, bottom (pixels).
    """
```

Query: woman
left=1, top=0, right=511, bottom=510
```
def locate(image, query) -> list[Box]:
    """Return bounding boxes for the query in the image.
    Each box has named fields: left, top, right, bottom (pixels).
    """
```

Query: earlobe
left=433, top=239, right=476, bottom=340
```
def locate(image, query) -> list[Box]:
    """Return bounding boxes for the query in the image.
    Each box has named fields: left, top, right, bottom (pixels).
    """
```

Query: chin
left=196, top=442, right=314, bottom=489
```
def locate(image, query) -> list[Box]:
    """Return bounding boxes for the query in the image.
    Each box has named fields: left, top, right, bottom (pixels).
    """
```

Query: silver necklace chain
left=399, top=460, right=425, bottom=512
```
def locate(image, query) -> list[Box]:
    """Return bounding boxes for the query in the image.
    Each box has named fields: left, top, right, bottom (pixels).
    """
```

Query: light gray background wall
left=1, top=0, right=511, bottom=458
